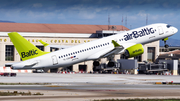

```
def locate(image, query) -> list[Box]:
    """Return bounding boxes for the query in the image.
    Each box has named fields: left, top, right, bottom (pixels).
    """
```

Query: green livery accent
left=126, top=44, right=144, bottom=58
left=112, top=40, right=120, bottom=47
left=163, top=37, right=168, bottom=41
left=8, top=32, right=50, bottom=61
left=39, top=40, right=49, bottom=47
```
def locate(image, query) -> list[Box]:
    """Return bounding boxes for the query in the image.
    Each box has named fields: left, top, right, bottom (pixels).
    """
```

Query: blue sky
left=0, top=0, right=180, bottom=39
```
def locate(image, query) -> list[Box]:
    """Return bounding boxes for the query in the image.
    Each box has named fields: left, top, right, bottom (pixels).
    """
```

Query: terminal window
left=50, top=47, right=59, bottom=52
left=5, top=45, right=14, bottom=61
left=134, top=55, right=142, bottom=62
left=147, top=47, right=155, bottom=62
left=36, top=46, right=44, bottom=51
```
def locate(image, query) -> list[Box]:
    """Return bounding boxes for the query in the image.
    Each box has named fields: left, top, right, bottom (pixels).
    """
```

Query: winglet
left=39, top=40, right=49, bottom=47
left=112, top=40, right=120, bottom=47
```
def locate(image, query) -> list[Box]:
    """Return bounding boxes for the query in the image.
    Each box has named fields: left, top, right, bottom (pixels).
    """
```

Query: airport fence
left=0, top=66, right=32, bottom=73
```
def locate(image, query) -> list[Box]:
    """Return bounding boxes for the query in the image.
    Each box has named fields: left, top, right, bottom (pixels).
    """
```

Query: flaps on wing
left=39, top=40, right=72, bottom=49
left=102, top=46, right=124, bottom=58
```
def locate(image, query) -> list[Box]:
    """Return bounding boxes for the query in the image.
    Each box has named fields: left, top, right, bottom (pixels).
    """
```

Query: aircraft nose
left=173, top=27, right=178, bottom=33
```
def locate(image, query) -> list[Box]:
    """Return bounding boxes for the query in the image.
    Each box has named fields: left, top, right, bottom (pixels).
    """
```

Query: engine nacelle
left=124, top=44, right=144, bottom=58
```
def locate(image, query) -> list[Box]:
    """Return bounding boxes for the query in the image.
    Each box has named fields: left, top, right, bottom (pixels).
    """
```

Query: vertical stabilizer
left=8, top=32, right=49, bottom=61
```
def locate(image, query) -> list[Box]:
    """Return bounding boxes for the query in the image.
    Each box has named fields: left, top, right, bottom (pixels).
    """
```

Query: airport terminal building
left=0, top=23, right=159, bottom=72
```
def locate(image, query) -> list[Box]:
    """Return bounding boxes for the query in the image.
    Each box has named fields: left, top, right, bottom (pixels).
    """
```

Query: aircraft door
left=158, top=26, right=164, bottom=35
left=51, top=55, right=58, bottom=65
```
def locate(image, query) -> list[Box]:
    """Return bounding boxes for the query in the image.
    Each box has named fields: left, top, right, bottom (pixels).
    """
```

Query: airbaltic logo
left=21, top=49, right=38, bottom=58
left=133, top=49, right=142, bottom=53
left=124, top=27, right=155, bottom=41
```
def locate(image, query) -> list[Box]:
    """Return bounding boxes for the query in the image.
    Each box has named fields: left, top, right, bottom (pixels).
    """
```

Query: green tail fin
left=8, top=32, right=49, bottom=61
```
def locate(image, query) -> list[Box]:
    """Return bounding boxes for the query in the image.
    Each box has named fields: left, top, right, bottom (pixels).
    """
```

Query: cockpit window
left=166, top=25, right=172, bottom=28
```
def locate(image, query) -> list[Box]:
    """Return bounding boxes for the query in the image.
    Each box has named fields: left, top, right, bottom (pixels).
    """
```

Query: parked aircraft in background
left=5, top=23, right=178, bottom=70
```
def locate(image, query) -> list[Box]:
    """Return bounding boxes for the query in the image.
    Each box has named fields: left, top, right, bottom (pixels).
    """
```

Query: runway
left=0, top=73, right=180, bottom=101
left=1, top=73, right=180, bottom=83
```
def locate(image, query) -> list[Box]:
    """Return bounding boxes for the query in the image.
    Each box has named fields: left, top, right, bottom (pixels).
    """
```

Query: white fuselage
left=12, top=23, right=178, bottom=69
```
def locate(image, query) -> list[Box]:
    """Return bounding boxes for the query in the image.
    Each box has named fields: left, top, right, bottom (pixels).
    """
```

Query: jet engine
left=124, top=44, right=144, bottom=58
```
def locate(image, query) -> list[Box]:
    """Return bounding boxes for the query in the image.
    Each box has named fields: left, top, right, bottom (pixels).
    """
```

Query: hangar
left=0, top=22, right=159, bottom=73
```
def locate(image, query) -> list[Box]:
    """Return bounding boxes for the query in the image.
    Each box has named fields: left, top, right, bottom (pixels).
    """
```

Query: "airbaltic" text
left=124, top=27, right=155, bottom=41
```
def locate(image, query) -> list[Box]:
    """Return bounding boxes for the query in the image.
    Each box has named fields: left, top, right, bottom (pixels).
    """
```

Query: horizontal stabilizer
left=24, top=62, right=38, bottom=67
left=5, top=62, right=20, bottom=67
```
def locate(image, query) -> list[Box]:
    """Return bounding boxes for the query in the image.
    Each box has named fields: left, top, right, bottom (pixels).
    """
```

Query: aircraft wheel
left=107, top=62, right=115, bottom=67
left=164, top=44, right=169, bottom=48
left=93, top=61, right=100, bottom=66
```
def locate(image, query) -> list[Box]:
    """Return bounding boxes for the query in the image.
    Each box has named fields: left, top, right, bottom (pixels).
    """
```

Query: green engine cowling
left=124, top=44, right=144, bottom=58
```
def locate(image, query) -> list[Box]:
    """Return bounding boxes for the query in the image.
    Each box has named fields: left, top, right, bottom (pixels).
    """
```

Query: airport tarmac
left=1, top=73, right=180, bottom=101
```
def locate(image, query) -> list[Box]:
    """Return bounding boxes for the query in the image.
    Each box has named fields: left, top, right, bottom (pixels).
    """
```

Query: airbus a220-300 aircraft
left=6, top=23, right=178, bottom=70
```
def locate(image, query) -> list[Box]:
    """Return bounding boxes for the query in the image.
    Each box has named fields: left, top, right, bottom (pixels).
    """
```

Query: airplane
left=5, top=23, right=178, bottom=70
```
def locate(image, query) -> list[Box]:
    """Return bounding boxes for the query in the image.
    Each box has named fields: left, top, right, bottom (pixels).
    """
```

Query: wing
left=86, top=40, right=136, bottom=60
left=39, top=40, right=72, bottom=49
left=101, top=40, right=126, bottom=58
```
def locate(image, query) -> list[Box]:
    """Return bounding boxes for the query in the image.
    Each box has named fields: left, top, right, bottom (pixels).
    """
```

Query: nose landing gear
left=162, top=38, right=169, bottom=48
left=164, top=41, right=169, bottom=48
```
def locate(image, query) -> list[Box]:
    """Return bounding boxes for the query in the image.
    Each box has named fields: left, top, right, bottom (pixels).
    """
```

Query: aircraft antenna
left=146, top=14, right=148, bottom=25
left=121, top=15, right=123, bottom=31
left=108, top=14, right=110, bottom=30
left=125, top=15, right=127, bottom=27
